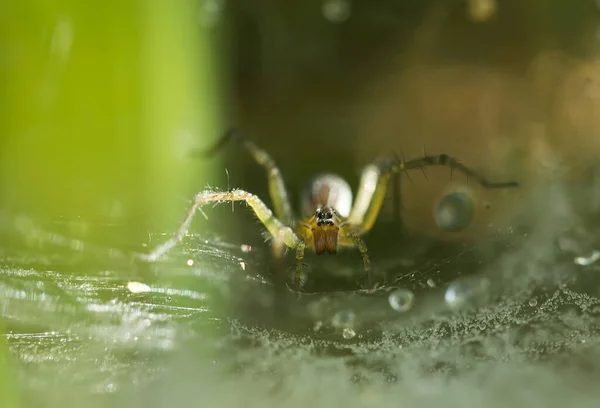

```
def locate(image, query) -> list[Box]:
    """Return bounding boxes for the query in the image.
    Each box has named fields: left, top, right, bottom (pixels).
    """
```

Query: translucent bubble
left=332, top=310, right=356, bottom=329
left=435, top=191, right=475, bottom=232
left=529, top=298, right=538, bottom=307
left=388, top=288, right=415, bottom=312
left=445, top=277, right=491, bottom=309
left=313, top=321, right=323, bottom=332
left=342, top=328, right=356, bottom=339
left=127, top=281, right=151, bottom=294
left=322, top=0, right=351, bottom=23
left=574, top=250, right=600, bottom=266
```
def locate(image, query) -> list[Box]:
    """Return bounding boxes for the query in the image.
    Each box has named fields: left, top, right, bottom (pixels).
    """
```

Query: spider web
left=2, top=193, right=600, bottom=408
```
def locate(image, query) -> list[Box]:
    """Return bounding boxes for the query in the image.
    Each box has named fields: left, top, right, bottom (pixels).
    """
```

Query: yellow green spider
left=143, top=129, right=518, bottom=291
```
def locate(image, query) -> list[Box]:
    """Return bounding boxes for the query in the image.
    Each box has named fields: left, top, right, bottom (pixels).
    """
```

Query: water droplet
left=186, top=259, right=194, bottom=266
left=426, top=278, right=436, bottom=288
left=332, top=310, right=356, bottom=329
left=313, top=321, right=323, bottom=332
left=342, top=327, right=356, bottom=339
left=435, top=191, right=475, bottom=232
left=445, top=277, right=491, bottom=309
left=127, top=281, right=151, bottom=294
left=529, top=298, right=538, bottom=307
left=322, top=0, right=351, bottom=23
left=574, top=250, right=600, bottom=266
left=388, top=288, right=415, bottom=312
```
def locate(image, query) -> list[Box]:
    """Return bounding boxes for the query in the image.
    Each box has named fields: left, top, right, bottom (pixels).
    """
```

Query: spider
left=143, top=128, right=519, bottom=291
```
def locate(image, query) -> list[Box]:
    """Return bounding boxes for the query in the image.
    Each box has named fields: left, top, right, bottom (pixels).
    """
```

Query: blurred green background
left=0, top=0, right=229, bottom=228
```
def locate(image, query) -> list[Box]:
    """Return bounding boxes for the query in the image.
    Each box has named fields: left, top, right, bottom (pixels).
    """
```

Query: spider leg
left=346, top=154, right=519, bottom=235
left=188, top=128, right=295, bottom=226
left=338, top=227, right=373, bottom=289
left=141, top=190, right=305, bottom=284
left=270, top=228, right=306, bottom=292
left=294, top=242, right=306, bottom=292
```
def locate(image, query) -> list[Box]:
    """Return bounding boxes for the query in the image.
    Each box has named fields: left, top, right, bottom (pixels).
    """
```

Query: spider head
left=311, top=207, right=340, bottom=255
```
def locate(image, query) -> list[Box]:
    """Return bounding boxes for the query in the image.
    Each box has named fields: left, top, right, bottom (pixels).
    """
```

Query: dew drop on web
left=332, top=310, right=356, bottom=329
left=435, top=191, right=476, bottom=232
left=342, top=328, right=356, bottom=339
left=388, top=288, right=415, bottom=312
left=445, top=276, right=491, bottom=309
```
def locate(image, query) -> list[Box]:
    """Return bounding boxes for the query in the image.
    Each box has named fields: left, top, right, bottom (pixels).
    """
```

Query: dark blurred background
left=222, top=0, right=600, bottom=241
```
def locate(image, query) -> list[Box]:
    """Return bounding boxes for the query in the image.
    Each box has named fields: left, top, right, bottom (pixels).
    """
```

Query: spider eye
left=325, top=211, right=333, bottom=219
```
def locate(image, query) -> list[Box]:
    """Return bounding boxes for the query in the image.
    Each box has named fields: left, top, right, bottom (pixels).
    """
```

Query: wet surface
left=3, top=205, right=600, bottom=408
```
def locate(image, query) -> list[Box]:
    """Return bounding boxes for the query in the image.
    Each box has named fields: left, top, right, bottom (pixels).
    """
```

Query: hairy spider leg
left=142, top=189, right=306, bottom=286
left=347, top=154, right=519, bottom=235
left=188, top=128, right=295, bottom=226
left=337, top=230, right=373, bottom=288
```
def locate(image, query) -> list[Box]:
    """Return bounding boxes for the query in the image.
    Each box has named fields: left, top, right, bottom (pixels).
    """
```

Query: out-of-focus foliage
left=0, top=0, right=226, bottom=233
left=1, top=1, right=227, bottom=406
left=0, top=329, right=19, bottom=408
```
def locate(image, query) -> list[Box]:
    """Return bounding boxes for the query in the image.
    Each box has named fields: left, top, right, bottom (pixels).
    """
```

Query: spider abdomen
left=300, top=173, right=353, bottom=218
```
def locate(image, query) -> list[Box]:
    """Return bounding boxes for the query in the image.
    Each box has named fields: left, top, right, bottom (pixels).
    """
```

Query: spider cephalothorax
left=315, top=207, right=335, bottom=226
left=311, top=207, right=340, bottom=255
left=143, top=128, right=519, bottom=292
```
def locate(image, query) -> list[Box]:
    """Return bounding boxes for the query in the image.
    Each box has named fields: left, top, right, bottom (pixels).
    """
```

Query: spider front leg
left=141, top=189, right=306, bottom=286
left=346, top=154, right=519, bottom=235
left=188, top=128, right=295, bottom=226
